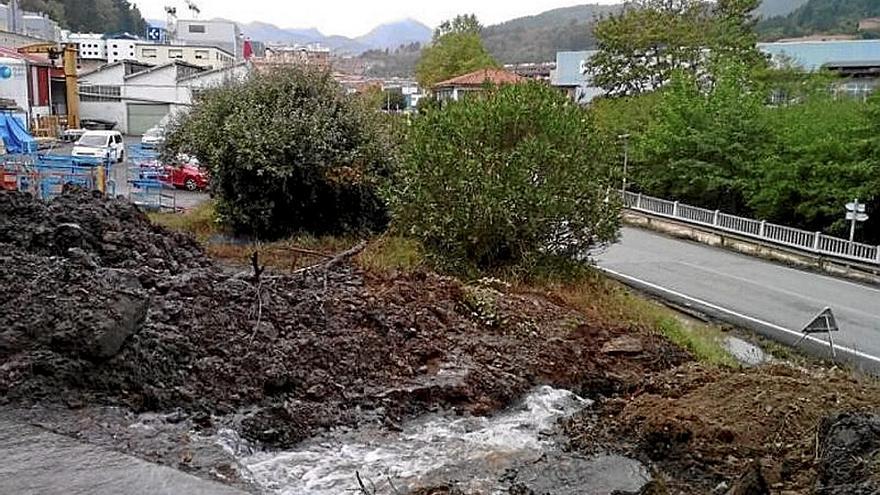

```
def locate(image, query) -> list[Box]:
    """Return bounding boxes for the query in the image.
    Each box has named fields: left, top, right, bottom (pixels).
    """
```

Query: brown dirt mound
left=0, top=189, right=688, bottom=448
left=564, top=363, right=880, bottom=494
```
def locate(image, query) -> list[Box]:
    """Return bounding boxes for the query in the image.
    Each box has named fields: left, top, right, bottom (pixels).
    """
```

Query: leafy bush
left=165, top=67, right=393, bottom=239
left=387, top=82, right=620, bottom=274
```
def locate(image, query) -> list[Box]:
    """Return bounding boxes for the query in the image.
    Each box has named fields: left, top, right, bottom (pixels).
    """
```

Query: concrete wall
left=0, top=29, right=44, bottom=48
left=106, top=39, right=137, bottom=64
left=624, top=210, right=880, bottom=286
left=0, top=57, right=31, bottom=120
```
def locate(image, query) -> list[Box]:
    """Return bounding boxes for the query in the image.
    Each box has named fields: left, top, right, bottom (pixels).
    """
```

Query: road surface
left=597, top=227, right=880, bottom=365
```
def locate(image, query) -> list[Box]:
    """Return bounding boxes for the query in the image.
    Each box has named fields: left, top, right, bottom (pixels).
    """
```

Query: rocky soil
left=563, top=363, right=880, bottom=494
left=3, top=188, right=879, bottom=494
left=0, top=188, right=686, bottom=486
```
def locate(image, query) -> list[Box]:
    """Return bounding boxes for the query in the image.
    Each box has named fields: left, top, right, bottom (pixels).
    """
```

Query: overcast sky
left=131, top=0, right=618, bottom=37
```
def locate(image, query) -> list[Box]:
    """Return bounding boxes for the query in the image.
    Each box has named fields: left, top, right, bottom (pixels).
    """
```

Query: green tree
left=635, top=59, right=771, bottom=213
left=711, top=0, right=767, bottom=68
left=748, top=93, right=873, bottom=236
left=415, top=14, right=498, bottom=89
left=589, top=0, right=710, bottom=96
left=387, top=82, right=620, bottom=274
left=165, top=67, right=393, bottom=239
left=381, top=89, right=407, bottom=111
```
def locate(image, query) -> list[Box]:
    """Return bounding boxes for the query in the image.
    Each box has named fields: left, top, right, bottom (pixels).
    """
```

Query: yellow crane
left=17, top=42, right=80, bottom=129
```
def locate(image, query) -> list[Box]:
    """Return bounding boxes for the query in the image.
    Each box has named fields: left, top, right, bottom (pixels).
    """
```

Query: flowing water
left=223, top=386, right=651, bottom=494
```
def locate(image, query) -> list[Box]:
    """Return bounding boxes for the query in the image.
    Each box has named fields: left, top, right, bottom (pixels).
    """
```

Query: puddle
left=221, top=386, right=650, bottom=494
left=724, top=335, right=770, bottom=366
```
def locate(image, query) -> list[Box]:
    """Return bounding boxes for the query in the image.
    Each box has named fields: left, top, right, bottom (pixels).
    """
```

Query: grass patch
left=533, top=271, right=738, bottom=368
left=357, top=236, right=425, bottom=274
left=147, top=204, right=425, bottom=274
left=148, top=201, right=219, bottom=241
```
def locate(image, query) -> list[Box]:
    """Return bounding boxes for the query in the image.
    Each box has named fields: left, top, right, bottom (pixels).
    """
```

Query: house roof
left=78, top=60, right=154, bottom=79
left=759, top=39, right=880, bottom=71
left=0, top=46, right=53, bottom=66
left=177, top=60, right=250, bottom=83
left=433, top=68, right=524, bottom=88
left=124, top=60, right=205, bottom=81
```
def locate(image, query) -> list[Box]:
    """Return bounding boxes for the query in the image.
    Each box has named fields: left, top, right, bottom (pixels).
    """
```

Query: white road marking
left=597, top=266, right=880, bottom=366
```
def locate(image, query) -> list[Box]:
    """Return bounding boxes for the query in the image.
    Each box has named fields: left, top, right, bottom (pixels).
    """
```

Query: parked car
left=141, top=126, right=166, bottom=149
left=72, top=130, right=126, bottom=163
left=162, top=157, right=209, bottom=191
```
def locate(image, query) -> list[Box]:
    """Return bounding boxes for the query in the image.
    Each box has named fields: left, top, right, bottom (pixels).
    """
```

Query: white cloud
left=131, top=0, right=618, bottom=37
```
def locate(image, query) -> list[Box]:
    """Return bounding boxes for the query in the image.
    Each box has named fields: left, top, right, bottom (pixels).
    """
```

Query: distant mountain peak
left=355, top=18, right=432, bottom=50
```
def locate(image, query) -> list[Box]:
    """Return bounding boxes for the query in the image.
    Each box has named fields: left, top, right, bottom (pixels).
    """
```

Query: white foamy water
left=224, top=386, right=649, bottom=494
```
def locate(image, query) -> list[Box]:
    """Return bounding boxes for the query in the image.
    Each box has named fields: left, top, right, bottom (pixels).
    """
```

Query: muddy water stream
left=222, top=386, right=651, bottom=494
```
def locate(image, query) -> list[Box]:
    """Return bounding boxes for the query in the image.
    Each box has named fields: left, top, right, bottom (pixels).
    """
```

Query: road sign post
left=795, top=307, right=840, bottom=359
left=845, top=199, right=869, bottom=243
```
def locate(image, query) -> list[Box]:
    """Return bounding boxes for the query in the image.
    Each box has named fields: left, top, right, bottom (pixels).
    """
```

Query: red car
left=162, top=162, right=209, bottom=191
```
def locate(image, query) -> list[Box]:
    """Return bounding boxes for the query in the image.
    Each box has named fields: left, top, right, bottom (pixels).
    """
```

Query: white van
left=72, top=130, right=126, bottom=163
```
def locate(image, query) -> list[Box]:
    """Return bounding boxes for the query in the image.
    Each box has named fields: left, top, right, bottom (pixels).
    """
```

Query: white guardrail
left=623, top=191, right=880, bottom=266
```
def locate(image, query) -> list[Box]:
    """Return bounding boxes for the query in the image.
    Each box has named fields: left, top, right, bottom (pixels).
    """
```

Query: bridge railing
left=622, top=191, right=880, bottom=266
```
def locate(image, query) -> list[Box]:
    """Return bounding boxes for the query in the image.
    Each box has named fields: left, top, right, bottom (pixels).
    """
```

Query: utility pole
left=618, top=133, right=631, bottom=194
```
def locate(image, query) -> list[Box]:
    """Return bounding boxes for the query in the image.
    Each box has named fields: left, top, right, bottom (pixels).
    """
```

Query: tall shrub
left=387, top=82, right=620, bottom=274
left=165, top=67, right=392, bottom=239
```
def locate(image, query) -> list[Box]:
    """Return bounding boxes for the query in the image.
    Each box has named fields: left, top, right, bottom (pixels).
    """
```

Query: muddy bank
left=0, top=189, right=686, bottom=486
left=563, top=363, right=880, bottom=494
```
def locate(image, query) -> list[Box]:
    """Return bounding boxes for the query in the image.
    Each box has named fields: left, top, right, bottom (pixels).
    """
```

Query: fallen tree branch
left=291, top=241, right=368, bottom=276
left=287, top=246, right=334, bottom=259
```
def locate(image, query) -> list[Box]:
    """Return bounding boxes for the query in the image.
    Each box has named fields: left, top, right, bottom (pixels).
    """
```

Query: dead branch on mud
left=249, top=251, right=265, bottom=343
left=291, top=241, right=368, bottom=276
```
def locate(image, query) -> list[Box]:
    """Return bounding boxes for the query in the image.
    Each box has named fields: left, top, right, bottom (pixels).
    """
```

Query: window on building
left=188, top=24, right=206, bottom=33
left=195, top=50, right=208, bottom=60
left=80, top=85, right=121, bottom=103
left=142, top=48, right=157, bottom=58
left=169, top=49, right=184, bottom=59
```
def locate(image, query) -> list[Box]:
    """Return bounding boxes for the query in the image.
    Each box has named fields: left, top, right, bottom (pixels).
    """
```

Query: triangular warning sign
left=802, top=307, right=839, bottom=334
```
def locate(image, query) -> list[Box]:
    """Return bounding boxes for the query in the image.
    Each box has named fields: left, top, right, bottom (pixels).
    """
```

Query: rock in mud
left=601, top=336, right=644, bottom=355
left=84, top=270, right=149, bottom=360
left=815, top=412, right=880, bottom=495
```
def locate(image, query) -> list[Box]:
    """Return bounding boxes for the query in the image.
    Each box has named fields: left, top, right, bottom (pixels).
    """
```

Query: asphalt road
left=0, top=420, right=245, bottom=495
left=596, top=227, right=880, bottom=363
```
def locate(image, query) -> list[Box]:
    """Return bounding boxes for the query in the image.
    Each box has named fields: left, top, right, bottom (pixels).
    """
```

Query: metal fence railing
left=623, top=191, right=880, bottom=266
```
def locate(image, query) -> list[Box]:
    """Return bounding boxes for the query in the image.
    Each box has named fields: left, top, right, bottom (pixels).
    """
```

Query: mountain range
left=147, top=0, right=822, bottom=58
left=239, top=18, right=432, bottom=53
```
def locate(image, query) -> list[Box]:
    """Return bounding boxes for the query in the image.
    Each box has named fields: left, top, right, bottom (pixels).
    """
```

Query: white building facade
left=136, top=43, right=234, bottom=69
left=78, top=60, right=251, bottom=135
left=175, top=19, right=242, bottom=60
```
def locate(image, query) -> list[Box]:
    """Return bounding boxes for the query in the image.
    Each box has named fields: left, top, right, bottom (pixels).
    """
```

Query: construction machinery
left=17, top=42, right=80, bottom=129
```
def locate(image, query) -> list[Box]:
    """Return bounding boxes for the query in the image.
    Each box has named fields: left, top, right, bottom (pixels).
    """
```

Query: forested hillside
left=20, top=0, right=147, bottom=34
left=755, top=0, right=809, bottom=18
left=482, top=3, right=621, bottom=63
left=757, top=0, right=880, bottom=40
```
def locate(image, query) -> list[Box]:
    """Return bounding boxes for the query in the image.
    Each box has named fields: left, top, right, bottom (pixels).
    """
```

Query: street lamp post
left=618, top=133, right=631, bottom=195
